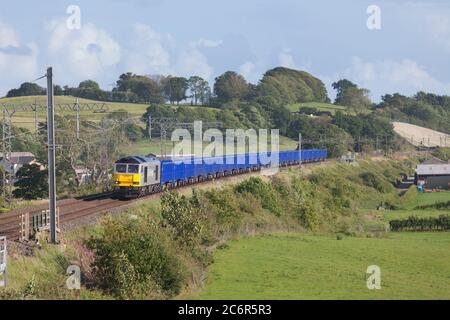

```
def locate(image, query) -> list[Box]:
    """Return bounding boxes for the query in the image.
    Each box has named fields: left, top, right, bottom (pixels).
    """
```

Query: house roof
left=416, top=163, right=450, bottom=176
left=0, top=152, right=36, bottom=165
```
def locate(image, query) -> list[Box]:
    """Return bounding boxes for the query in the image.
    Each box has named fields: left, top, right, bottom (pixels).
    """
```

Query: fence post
left=20, top=213, right=30, bottom=242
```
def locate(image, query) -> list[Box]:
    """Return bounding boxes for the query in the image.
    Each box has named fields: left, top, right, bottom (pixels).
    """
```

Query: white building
left=0, top=152, right=39, bottom=179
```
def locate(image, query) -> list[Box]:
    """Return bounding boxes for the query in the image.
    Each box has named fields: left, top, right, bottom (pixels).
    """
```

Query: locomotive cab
left=112, top=156, right=161, bottom=198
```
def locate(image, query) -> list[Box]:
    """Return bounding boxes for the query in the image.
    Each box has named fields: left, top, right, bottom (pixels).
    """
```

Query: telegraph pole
left=46, top=67, right=57, bottom=244
left=76, top=98, right=80, bottom=140
left=147, top=115, right=152, bottom=140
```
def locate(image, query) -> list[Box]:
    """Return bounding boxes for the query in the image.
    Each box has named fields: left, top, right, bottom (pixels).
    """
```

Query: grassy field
left=400, top=191, right=450, bottom=210
left=287, top=102, right=351, bottom=115
left=191, top=186, right=450, bottom=300
left=193, top=232, right=450, bottom=300
left=379, top=191, right=450, bottom=222
left=0, top=95, right=216, bottom=131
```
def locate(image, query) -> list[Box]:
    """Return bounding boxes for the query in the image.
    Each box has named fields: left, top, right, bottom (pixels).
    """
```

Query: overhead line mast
left=46, top=67, right=57, bottom=244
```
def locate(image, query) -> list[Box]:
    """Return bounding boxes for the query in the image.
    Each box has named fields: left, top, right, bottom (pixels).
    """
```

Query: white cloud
left=175, top=48, right=213, bottom=80
left=336, top=56, right=450, bottom=100
left=0, top=21, right=19, bottom=48
left=47, top=19, right=121, bottom=80
left=239, top=61, right=256, bottom=81
left=125, top=23, right=172, bottom=75
left=125, top=24, right=215, bottom=81
left=278, top=51, right=296, bottom=69
left=277, top=49, right=312, bottom=73
left=191, top=38, right=223, bottom=48
left=0, top=21, right=39, bottom=96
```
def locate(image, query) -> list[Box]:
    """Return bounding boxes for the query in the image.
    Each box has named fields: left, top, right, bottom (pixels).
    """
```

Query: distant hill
left=393, top=122, right=450, bottom=148
left=257, top=67, right=329, bottom=105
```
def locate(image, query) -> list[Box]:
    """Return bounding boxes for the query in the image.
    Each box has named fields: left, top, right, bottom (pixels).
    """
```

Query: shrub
left=297, top=197, right=321, bottom=230
left=204, top=189, right=242, bottom=225
left=235, top=177, right=282, bottom=216
left=87, top=217, right=185, bottom=298
left=390, top=215, right=450, bottom=232
left=359, top=171, right=393, bottom=193
left=160, top=192, right=204, bottom=247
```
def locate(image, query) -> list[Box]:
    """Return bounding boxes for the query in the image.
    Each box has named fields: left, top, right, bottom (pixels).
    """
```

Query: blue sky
left=1, top=0, right=450, bottom=101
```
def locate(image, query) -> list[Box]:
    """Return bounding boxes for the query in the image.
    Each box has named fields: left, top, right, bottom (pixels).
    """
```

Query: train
left=112, top=149, right=327, bottom=198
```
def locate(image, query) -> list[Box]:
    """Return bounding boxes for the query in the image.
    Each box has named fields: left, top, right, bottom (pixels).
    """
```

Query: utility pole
left=76, top=98, right=80, bottom=140
left=34, top=98, right=38, bottom=136
left=2, top=106, right=13, bottom=204
left=46, top=67, right=57, bottom=244
left=147, top=115, right=152, bottom=140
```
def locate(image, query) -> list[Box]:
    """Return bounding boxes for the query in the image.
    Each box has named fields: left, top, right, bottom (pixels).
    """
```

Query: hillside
left=0, top=95, right=217, bottom=131
left=393, top=122, right=450, bottom=148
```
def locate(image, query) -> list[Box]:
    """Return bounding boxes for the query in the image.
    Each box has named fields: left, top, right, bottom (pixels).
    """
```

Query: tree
left=113, top=73, right=165, bottom=103
left=257, top=67, right=328, bottom=105
left=378, top=93, right=409, bottom=109
left=187, top=76, right=209, bottom=105
left=6, top=82, right=46, bottom=97
left=332, top=79, right=357, bottom=104
left=213, top=71, right=250, bottom=104
left=79, top=80, right=101, bottom=91
left=163, top=77, right=188, bottom=105
left=54, top=85, right=64, bottom=96
left=13, top=164, right=48, bottom=200
left=332, top=79, right=372, bottom=112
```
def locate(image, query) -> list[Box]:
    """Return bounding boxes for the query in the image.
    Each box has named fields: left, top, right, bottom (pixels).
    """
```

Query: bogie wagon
left=112, top=149, right=327, bottom=198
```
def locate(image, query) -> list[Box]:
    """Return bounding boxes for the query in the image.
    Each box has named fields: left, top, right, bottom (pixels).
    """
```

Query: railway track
left=0, top=161, right=325, bottom=242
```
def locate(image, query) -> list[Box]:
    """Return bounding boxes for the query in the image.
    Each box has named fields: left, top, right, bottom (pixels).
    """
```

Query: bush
left=359, top=171, right=393, bottom=193
left=235, top=177, right=282, bottom=216
left=87, top=217, right=185, bottom=298
left=204, top=189, right=242, bottom=225
left=390, top=215, right=450, bottom=232
left=160, top=192, right=204, bottom=247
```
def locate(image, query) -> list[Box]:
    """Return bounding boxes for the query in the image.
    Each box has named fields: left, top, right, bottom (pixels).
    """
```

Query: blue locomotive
left=112, top=149, right=327, bottom=198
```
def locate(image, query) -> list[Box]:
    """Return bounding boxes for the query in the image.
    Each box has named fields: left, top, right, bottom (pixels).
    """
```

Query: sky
left=1, top=0, right=450, bottom=101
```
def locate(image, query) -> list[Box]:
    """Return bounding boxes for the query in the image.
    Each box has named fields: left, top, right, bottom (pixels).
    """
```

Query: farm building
left=415, top=157, right=450, bottom=190
left=0, top=152, right=40, bottom=178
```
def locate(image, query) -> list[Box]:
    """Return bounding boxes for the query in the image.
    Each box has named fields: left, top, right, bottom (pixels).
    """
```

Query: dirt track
left=393, top=122, right=449, bottom=148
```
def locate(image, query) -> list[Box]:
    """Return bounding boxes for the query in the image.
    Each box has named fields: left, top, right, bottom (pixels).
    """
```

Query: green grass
left=400, top=191, right=450, bottom=210
left=381, top=210, right=448, bottom=222
left=378, top=190, right=449, bottom=222
left=193, top=233, right=450, bottom=300
left=0, top=95, right=217, bottom=131
left=287, top=102, right=351, bottom=115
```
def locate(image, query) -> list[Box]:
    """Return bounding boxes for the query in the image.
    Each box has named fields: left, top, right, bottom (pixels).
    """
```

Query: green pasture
left=194, top=232, right=450, bottom=300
